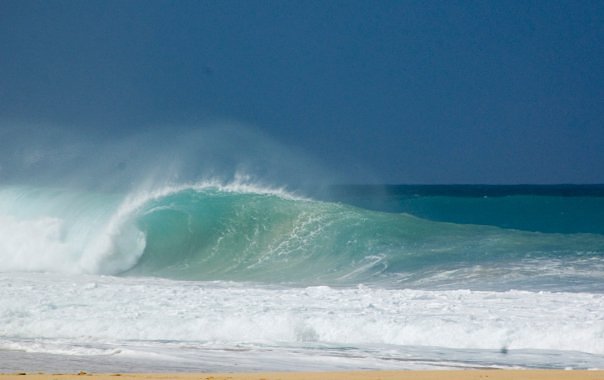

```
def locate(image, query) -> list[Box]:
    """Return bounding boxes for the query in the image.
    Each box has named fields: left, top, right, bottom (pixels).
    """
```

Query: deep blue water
left=321, top=184, right=604, bottom=234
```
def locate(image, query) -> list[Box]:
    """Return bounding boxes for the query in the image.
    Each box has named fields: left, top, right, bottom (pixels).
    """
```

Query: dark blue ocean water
left=322, top=185, right=604, bottom=234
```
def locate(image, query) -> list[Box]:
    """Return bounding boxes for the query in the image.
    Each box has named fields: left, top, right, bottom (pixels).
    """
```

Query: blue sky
left=1, top=0, right=603, bottom=184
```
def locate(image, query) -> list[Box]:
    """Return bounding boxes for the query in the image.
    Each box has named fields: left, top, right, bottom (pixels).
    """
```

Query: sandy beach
left=1, top=371, right=604, bottom=380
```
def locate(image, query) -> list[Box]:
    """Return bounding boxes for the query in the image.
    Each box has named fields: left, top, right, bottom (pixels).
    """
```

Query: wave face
left=1, top=184, right=603, bottom=290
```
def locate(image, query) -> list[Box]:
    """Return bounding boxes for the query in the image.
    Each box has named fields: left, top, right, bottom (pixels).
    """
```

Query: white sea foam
left=0, top=214, right=79, bottom=272
left=1, top=272, right=603, bottom=370
left=0, top=186, right=142, bottom=275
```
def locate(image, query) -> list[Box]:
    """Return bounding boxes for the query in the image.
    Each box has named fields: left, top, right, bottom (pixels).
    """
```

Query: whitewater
left=1, top=180, right=604, bottom=372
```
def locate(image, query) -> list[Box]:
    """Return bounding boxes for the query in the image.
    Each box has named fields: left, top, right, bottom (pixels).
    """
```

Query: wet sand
left=1, top=371, right=604, bottom=380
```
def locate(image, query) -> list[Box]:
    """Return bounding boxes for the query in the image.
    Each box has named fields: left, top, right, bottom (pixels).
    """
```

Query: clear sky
left=1, top=0, right=603, bottom=184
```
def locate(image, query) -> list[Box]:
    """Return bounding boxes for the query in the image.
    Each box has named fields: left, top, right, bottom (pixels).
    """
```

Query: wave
left=1, top=183, right=603, bottom=289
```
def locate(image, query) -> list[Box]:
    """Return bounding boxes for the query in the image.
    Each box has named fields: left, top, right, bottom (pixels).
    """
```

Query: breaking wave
left=1, top=182, right=603, bottom=290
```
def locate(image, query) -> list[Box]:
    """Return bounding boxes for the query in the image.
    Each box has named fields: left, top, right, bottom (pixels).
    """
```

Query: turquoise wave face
left=1, top=184, right=603, bottom=290
left=124, top=188, right=604, bottom=289
left=127, top=188, right=405, bottom=282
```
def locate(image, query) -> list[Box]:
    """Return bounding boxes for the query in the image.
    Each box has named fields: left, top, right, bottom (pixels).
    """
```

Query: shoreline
left=1, top=371, right=604, bottom=380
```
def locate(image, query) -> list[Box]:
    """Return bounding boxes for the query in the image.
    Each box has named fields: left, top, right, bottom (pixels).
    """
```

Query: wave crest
left=2, top=182, right=603, bottom=289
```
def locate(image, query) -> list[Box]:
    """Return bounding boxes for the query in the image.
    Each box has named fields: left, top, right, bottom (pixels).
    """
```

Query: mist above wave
left=0, top=121, right=333, bottom=193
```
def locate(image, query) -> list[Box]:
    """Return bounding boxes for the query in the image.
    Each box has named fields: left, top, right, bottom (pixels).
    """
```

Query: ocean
left=1, top=181, right=603, bottom=372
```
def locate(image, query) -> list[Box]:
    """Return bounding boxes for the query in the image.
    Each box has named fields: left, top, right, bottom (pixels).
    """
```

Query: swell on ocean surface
left=1, top=182, right=603, bottom=291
